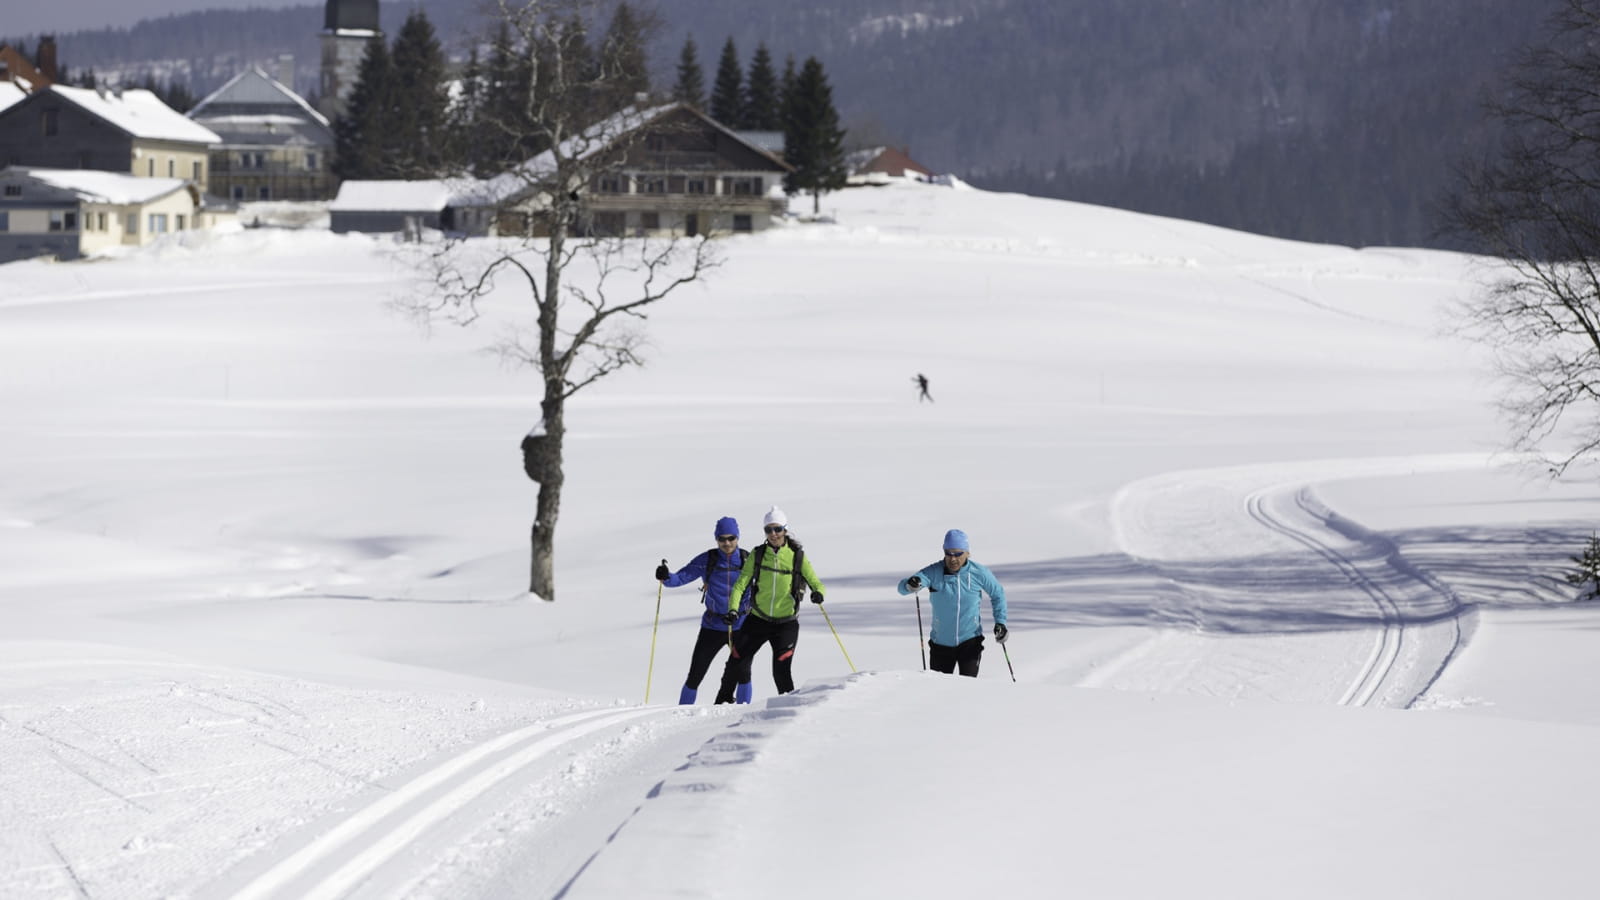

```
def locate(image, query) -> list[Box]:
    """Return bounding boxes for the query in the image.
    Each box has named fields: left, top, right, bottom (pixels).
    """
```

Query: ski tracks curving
left=1106, top=457, right=1476, bottom=707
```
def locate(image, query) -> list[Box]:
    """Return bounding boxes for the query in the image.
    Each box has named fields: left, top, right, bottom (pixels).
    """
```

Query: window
left=306, top=152, right=318, bottom=171
left=231, top=185, right=245, bottom=201
left=49, top=210, right=77, bottom=232
left=733, top=214, right=753, bottom=233
left=175, top=214, right=186, bottom=230
left=126, top=212, right=138, bottom=234
left=193, top=161, right=203, bottom=181
left=3, top=184, right=20, bottom=196
left=147, top=158, right=155, bottom=176
left=596, top=173, right=626, bottom=193
left=591, top=211, right=625, bottom=236
left=639, top=176, right=667, bottom=194
left=0, top=212, right=8, bottom=231
left=168, top=159, right=175, bottom=177
left=41, top=108, right=58, bottom=136
left=640, top=211, right=660, bottom=231
left=149, top=213, right=168, bottom=233
left=97, top=212, right=107, bottom=231
left=258, top=186, right=270, bottom=200
left=686, top=178, right=707, bottom=194
left=725, top=177, right=763, bottom=196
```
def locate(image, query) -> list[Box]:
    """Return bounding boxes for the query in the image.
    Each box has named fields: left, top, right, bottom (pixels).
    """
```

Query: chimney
left=277, top=54, right=294, bottom=90
left=37, top=36, right=58, bottom=83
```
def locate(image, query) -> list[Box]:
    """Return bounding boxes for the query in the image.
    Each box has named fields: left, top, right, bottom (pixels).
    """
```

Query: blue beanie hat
left=943, top=529, right=969, bottom=552
left=715, top=516, right=740, bottom=539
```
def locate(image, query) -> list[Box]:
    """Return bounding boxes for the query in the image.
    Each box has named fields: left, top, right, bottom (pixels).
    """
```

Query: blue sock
left=678, top=685, right=697, bottom=705
left=735, top=682, right=752, bottom=704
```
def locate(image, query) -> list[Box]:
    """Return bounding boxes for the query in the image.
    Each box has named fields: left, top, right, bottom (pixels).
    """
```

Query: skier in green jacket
left=725, top=505, right=826, bottom=696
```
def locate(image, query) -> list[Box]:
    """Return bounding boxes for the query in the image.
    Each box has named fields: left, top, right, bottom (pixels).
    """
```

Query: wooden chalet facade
left=484, top=103, right=793, bottom=239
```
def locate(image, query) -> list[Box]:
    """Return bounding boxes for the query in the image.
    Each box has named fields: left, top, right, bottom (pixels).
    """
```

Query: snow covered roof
left=480, top=102, right=791, bottom=206
left=45, top=84, right=221, bottom=145
left=188, top=67, right=330, bottom=128
left=6, top=167, right=190, bottom=204
left=0, top=81, right=26, bottom=114
left=330, top=180, right=457, bottom=212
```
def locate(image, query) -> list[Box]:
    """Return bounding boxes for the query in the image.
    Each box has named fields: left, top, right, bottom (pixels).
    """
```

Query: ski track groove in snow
left=1246, top=487, right=1404, bottom=707
left=225, top=705, right=676, bottom=900
left=1105, top=457, right=1476, bottom=706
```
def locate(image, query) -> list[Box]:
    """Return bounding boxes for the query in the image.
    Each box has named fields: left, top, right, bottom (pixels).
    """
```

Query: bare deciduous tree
left=399, top=0, right=719, bottom=600
left=1442, top=0, right=1600, bottom=474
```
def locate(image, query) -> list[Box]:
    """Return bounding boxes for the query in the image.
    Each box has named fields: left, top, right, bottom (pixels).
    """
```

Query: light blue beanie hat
left=943, top=529, right=970, bottom=552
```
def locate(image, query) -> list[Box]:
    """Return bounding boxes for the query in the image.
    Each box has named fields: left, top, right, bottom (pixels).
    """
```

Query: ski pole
left=817, top=602, right=857, bottom=673
left=645, top=559, right=665, bottom=703
left=1000, top=639, right=1016, bottom=683
left=915, top=590, right=927, bottom=671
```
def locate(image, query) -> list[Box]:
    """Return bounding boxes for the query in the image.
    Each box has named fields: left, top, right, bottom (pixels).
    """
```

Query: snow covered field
left=3, top=182, right=1599, bottom=899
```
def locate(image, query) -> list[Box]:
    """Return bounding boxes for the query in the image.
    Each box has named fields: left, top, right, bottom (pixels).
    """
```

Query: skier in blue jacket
left=896, top=529, right=1008, bottom=677
left=656, top=516, right=754, bottom=704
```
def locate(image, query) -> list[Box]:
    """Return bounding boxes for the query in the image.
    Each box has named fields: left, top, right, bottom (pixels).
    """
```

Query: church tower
left=319, top=0, right=381, bottom=120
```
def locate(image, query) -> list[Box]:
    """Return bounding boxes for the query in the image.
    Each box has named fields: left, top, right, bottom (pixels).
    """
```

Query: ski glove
left=721, top=609, right=740, bottom=625
left=994, top=623, right=1009, bottom=644
left=810, top=592, right=825, bottom=604
left=905, top=576, right=922, bottom=590
left=655, top=563, right=670, bottom=581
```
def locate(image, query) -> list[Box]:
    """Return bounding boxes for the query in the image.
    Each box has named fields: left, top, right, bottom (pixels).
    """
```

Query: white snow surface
left=2, top=182, right=1599, bottom=899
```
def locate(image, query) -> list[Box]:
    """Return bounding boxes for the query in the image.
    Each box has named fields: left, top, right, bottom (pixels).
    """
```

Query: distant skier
left=897, top=529, right=1008, bottom=677
left=656, top=516, right=754, bottom=704
left=913, top=373, right=933, bottom=402
left=725, top=506, right=827, bottom=696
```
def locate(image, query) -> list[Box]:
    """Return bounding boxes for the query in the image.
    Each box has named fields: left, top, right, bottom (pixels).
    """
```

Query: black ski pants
left=724, top=614, right=800, bottom=697
left=929, top=635, right=984, bottom=677
left=684, top=625, right=742, bottom=691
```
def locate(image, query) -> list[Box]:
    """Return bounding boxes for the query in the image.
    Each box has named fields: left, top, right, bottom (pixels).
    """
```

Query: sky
left=7, top=0, right=313, bottom=36
left=3, top=180, right=1600, bottom=899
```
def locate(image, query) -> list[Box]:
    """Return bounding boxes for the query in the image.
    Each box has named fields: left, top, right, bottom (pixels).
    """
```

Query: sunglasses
left=716, top=535, right=738, bottom=543
left=944, top=550, right=967, bottom=558
left=764, top=525, right=787, bottom=534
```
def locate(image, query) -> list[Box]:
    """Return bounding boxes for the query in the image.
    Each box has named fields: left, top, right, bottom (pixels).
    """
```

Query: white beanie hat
left=763, top=505, right=788, bottom=527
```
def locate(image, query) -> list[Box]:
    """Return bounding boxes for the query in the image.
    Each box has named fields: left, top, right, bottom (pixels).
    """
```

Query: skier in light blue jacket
left=896, top=529, right=1008, bottom=677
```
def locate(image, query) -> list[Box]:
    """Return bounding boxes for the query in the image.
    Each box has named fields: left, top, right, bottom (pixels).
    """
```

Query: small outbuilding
left=328, top=179, right=454, bottom=235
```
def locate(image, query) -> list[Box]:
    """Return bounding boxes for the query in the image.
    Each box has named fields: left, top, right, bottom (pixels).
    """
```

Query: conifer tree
left=743, top=43, right=780, bottom=130
left=673, top=36, right=704, bottom=108
left=388, top=10, right=450, bottom=175
left=710, top=37, right=742, bottom=125
left=783, top=56, right=848, bottom=214
left=598, top=2, right=651, bottom=108
left=478, top=22, right=534, bottom=173
left=1568, top=533, right=1600, bottom=601
left=333, top=36, right=393, bottom=180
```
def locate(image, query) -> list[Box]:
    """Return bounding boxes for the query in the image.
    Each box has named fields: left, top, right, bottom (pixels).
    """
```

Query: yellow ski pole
left=817, top=601, right=856, bottom=673
left=645, top=559, right=665, bottom=703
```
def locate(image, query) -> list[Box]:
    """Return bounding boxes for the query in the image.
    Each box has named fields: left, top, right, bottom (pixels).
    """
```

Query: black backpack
left=749, top=538, right=809, bottom=604
left=700, top=546, right=749, bottom=600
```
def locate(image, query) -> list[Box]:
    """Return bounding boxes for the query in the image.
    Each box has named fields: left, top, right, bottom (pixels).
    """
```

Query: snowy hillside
left=3, top=181, right=1599, bottom=899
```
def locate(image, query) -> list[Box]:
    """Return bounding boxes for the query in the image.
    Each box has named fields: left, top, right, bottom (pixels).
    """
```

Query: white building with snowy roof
left=0, top=166, right=206, bottom=263
left=188, top=66, right=335, bottom=202
left=0, top=84, right=220, bottom=185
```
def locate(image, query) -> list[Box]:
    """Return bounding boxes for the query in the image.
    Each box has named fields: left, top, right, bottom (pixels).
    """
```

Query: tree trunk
left=527, top=404, right=564, bottom=600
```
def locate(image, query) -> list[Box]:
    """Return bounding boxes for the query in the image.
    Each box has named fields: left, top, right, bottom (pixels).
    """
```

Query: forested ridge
left=5, top=0, right=1560, bottom=248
